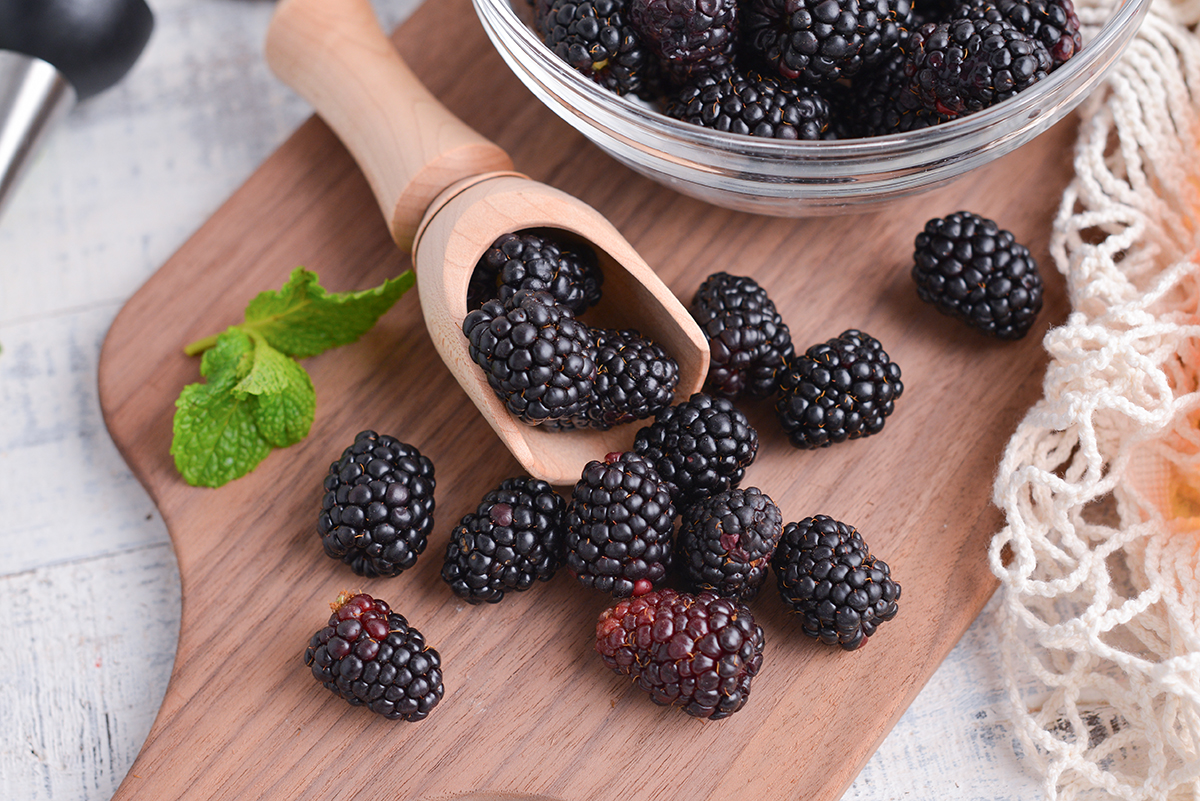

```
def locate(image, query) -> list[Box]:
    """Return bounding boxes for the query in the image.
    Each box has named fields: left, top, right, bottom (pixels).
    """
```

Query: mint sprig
left=171, top=267, right=414, bottom=488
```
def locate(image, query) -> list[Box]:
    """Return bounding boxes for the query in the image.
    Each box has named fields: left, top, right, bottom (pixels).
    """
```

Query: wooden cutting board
left=97, top=0, right=1078, bottom=796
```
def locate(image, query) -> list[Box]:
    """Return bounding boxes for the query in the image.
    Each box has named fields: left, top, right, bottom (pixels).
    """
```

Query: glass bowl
left=472, top=0, right=1151, bottom=215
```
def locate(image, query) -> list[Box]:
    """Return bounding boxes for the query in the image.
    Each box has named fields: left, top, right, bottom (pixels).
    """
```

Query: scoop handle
left=265, top=0, right=514, bottom=251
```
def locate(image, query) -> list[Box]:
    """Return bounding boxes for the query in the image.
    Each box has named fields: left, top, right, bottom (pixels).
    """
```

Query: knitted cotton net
left=990, top=0, right=1200, bottom=797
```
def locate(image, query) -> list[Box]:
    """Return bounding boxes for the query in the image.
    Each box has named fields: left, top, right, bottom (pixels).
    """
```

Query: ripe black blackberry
left=538, top=0, right=658, bottom=96
left=775, top=330, right=903, bottom=449
left=633, top=392, right=758, bottom=506
left=771, top=515, right=900, bottom=650
left=904, top=15, right=1051, bottom=118
left=564, top=451, right=677, bottom=598
left=441, top=477, right=567, bottom=604
left=741, top=0, right=912, bottom=84
left=835, top=49, right=950, bottom=137
left=664, top=66, right=833, bottom=139
left=690, top=271, right=794, bottom=399
left=952, top=0, right=1081, bottom=68
left=586, top=328, right=680, bottom=429
left=911, top=211, right=1044, bottom=339
left=462, top=289, right=598, bottom=425
left=304, top=591, right=445, bottom=720
left=467, top=231, right=603, bottom=316
left=677, top=487, right=783, bottom=601
left=629, top=0, right=738, bottom=79
left=317, top=430, right=436, bottom=578
left=595, top=587, right=765, bottom=718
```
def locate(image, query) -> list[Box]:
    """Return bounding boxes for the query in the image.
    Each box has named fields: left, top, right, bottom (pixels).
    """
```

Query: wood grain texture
left=96, top=0, right=1078, bottom=798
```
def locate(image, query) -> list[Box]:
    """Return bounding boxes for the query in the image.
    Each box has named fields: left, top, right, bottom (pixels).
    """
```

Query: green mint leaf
left=240, top=267, right=414, bottom=358
left=170, top=330, right=273, bottom=488
left=237, top=333, right=316, bottom=447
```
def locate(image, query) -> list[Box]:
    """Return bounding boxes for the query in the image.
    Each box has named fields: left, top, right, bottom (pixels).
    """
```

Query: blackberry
left=539, top=0, right=657, bottom=96
left=304, top=591, right=445, bottom=720
left=467, top=231, right=603, bottom=316
left=629, top=0, right=738, bottom=78
left=690, top=271, right=794, bottom=399
left=586, top=328, right=680, bottom=429
left=771, top=515, right=900, bottom=650
left=564, top=451, right=677, bottom=598
left=633, top=392, right=758, bottom=506
left=441, top=477, right=567, bottom=604
left=742, top=0, right=912, bottom=84
left=595, top=587, right=765, bottom=718
left=462, top=289, right=597, bottom=424
left=835, top=49, right=950, bottom=136
left=911, top=211, right=1043, bottom=339
left=904, top=15, right=1051, bottom=118
left=677, top=487, right=783, bottom=600
left=995, top=0, right=1081, bottom=67
left=664, top=66, right=833, bottom=139
left=775, top=330, right=903, bottom=449
left=317, top=430, right=436, bottom=578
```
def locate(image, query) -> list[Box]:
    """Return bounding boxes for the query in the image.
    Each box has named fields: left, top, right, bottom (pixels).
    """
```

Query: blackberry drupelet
left=441, top=477, right=567, bottom=604
left=633, top=392, right=758, bottom=506
left=775, top=330, right=903, bottom=449
left=771, top=515, right=900, bottom=650
left=564, top=451, right=677, bottom=598
left=629, top=0, right=738, bottom=79
left=677, top=487, right=783, bottom=601
left=467, top=231, right=604, bottom=316
left=741, top=0, right=912, bottom=84
left=664, top=67, right=833, bottom=139
left=317, top=430, right=436, bottom=578
left=586, top=328, right=680, bottom=429
left=539, top=0, right=658, bottom=96
left=690, top=271, right=794, bottom=399
left=903, top=15, right=1051, bottom=118
left=462, top=289, right=598, bottom=425
left=911, top=211, right=1044, bottom=339
left=595, top=587, right=765, bottom=718
left=304, top=591, right=445, bottom=720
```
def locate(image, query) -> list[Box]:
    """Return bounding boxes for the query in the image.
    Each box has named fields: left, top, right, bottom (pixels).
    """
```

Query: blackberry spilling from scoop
left=305, top=591, right=445, bottom=720
left=468, top=231, right=604, bottom=315
left=772, top=515, right=901, bottom=650
left=317, top=430, right=436, bottom=578
left=441, top=476, right=568, bottom=604
left=564, top=451, right=677, bottom=598
left=587, top=328, right=680, bottom=428
left=595, top=587, right=765, bottom=718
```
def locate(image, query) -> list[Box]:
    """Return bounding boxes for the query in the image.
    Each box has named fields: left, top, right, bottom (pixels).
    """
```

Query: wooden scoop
left=264, top=0, right=708, bottom=486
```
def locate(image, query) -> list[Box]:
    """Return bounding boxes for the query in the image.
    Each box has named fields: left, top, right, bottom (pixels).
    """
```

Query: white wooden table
left=0, top=1, right=1049, bottom=798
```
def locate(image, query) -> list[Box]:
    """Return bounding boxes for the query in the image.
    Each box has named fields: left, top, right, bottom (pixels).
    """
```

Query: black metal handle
left=0, top=0, right=154, bottom=100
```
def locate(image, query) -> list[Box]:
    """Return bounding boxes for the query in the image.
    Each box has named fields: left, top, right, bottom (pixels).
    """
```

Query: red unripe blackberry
left=467, top=231, right=603, bottom=316
left=462, top=289, right=598, bottom=425
left=633, top=392, right=758, bottom=507
left=441, top=477, right=567, bottom=604
left=304, top=591, right=445, bottom=720
left=774, top=330, right=902, bottom=449
left=911, top=210, right=1044, bottom=339
left=677, top=487, right=783, bottom=600
left=771, top=515, right=900, bottom=650
left=586, top=328, right=680, bottom=429
left=564, top=451, right=677, bottom=598
left=595, top=587, right=765, bottom=718
left=317, top=430, right=436, bottom=578
left=690, top=271, right=794, bottom=399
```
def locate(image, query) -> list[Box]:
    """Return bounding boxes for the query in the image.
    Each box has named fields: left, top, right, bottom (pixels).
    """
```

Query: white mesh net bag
left=989, top=0, right=1200, bottom=797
